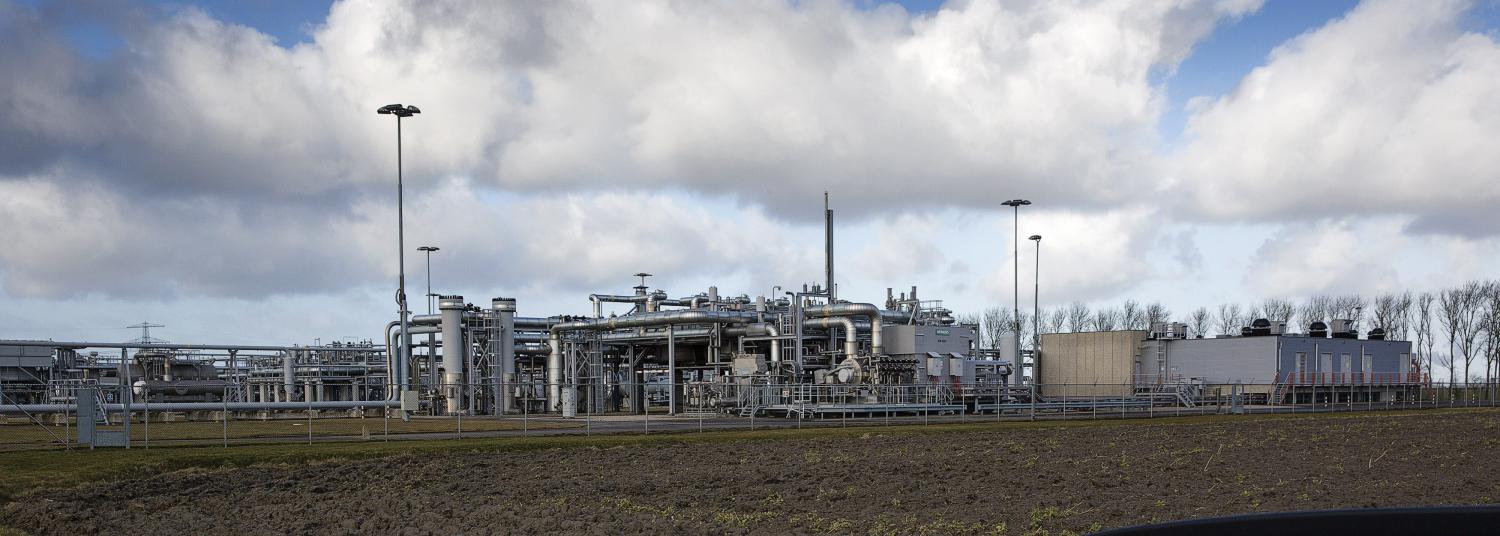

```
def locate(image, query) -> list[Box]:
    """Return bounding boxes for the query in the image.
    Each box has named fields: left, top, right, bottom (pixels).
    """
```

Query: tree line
left=957, top=280, right=1500, bottom=386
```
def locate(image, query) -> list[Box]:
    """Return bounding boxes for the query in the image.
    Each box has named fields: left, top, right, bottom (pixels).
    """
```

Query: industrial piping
left=547, top=310, right=762, bottom=414
left=803, top=317, right=857, bottom=358
left=1, top=400, right=398, bottom=414
left=438, top=295, right=467, bottom=414
left=723, top=323, right=782, bottom=362
left=806, top=303, right=884, bottom=356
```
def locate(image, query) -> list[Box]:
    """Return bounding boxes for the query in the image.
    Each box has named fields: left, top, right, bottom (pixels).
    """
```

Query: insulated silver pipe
left=547, top=310, right=761, bottom=413
left=724, top=323, right=781, bottom=362
left=804, top=317, right=857, bottom=358
left=412, top=313, right=552, bottom=329
left=1, top=400, right=399, bottom=413
left=806, top=303, right=884, bottom=356
left=438, top=295, right=466, bottom=414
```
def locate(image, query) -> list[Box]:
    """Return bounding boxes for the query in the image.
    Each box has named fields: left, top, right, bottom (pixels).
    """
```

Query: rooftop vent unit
left=1330, top=319, right=1358, bottom=339
left=1150, top=322, right=1189, bottom=339
left=1308, top=321, right=1329, bottom=338
left=1248, top=318, right=1273, bottom=336
left=1367, top=327, right=1387, bottom=341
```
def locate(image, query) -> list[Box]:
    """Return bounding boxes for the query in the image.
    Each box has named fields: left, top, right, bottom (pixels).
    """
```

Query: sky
left=1, top=0, right=1499, bottom=378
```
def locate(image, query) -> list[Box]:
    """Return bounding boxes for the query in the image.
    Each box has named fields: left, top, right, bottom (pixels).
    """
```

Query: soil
left=5, top=410, right=1499, bottom=535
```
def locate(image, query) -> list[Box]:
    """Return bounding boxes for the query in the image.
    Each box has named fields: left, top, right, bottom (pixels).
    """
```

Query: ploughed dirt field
left=5, top=410, right=1499, bottom=535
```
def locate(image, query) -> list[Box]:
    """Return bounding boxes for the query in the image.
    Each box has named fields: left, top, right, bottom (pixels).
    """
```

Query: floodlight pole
left=378, top=104, right=420, bottom=411
left=1002, top=199, right=1031, bottom=386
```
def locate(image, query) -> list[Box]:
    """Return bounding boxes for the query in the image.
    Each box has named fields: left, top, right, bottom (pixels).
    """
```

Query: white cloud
left=1170, top=0, right=1500, bottom=236
left=0, top=0, right=1263, bottom=302
left=1243, top=218, right=1404, bottom=297
left=977, top=208, right=1169, bottom=304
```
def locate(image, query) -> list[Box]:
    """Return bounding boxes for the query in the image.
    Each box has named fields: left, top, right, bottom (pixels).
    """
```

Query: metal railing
left=0, top=378, right=1495, bottom=451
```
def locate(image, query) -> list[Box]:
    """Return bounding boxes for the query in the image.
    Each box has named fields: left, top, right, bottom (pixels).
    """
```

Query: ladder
left=778, top=313, right=796, bottom=364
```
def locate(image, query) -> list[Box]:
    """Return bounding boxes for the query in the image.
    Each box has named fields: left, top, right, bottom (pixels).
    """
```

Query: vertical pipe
left=439, top=295, right=466, bottom=414
left=121, top=347, right=131, bottom=448
left=825, top=191, right=834, bottom=302
left=668, top=324, right=677, bottom=415
left=283, top=350, right=295, bottom=402
left=494, top=298, right=517, bottom=414
left=547, top=333, right=563, bottom=413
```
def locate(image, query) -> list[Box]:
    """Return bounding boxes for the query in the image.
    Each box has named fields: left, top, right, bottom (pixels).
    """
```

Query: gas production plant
left=0, top=200, right=1016, bottom=421
left=0, top=200, right=1425, bottom=421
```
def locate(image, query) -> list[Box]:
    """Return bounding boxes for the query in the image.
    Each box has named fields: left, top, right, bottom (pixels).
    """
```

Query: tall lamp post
left=1001, top=199, right=1031, bottom=386
left=378, top=103, right=420, bottom=404
left=418, top=246, right=440, bottom=314
left=1029, top=234, right=1042, bottom=386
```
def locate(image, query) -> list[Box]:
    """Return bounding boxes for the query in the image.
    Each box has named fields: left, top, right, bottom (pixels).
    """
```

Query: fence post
left=142, top=387, right=149, bottom=449
left=65, top=388, right=72, bottom=450
left=1029, top=383, right=1036, bottom=421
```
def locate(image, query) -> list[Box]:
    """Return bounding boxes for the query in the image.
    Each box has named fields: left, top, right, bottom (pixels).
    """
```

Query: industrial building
left=1038, top=319, right=1421, bottom=404
left=0, top=198, right=1428, bottom=425
left=0, top=200, right=1021, bottom=422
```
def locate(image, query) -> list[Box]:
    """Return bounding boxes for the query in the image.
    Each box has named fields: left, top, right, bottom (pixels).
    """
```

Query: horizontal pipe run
left=806, top=302, right=884, bottom=356
left=0, top=400, right=400, bottom=414
left=0, top=340, right=383, bottom=351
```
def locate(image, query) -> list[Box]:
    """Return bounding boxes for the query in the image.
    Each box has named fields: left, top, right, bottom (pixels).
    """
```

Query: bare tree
left=1331, top=294, right=1368, bottom=329
left=981, top=306, right=1006, bottom=349
left=1216, top=303, right=1242, bottom=335
left=1093, top=307, right=1120, bottom=331
left=1394, top=291, right=1414, bottom=342
left=1480, top=282, right=1500, bottom=390
left=1453, top=282, right=1486, bottom=393
left=1120, top=300, right=1145, bottom=330
left=1435, top=351, right=1456, bottom=384
left=1373, top=293, right=1401, bottom=332
left=1299, top=295, right=1332, bottom=331
left=1243, top=303, right=1263, bottom=323
left=1439, top=283, right=1484, bottom=387
left=1015, top=309, right=1033, bottom=350
left=1417, top=292, right=1436, bottom=381
left=1261, top=298, right=1296, bottom=328
left=1189, top=307, right=1211, bottom=339
left=957, top=312, right=983, bottom=343
left=1145, top=302, right=1171, bottom=329
left=1047, top=308, right=1067, bottom=335
left=1065, top=302, right=1091, bottom=333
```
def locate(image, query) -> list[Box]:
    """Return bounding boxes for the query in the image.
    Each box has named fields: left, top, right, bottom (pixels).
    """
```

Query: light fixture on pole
left=1001, top=199, right=1031, bottom=386
left=377, top=103, right=420, bottom=406
left=418, top=246, right=440, bottom=314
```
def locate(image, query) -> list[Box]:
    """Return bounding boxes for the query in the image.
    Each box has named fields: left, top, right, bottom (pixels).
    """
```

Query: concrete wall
left=1037, top=331, right=1144, bottom=397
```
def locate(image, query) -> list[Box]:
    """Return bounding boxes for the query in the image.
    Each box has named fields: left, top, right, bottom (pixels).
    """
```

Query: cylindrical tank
left=440, top=295, right=467, bottom=414
left=492, top=297, right=517, bottom=414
